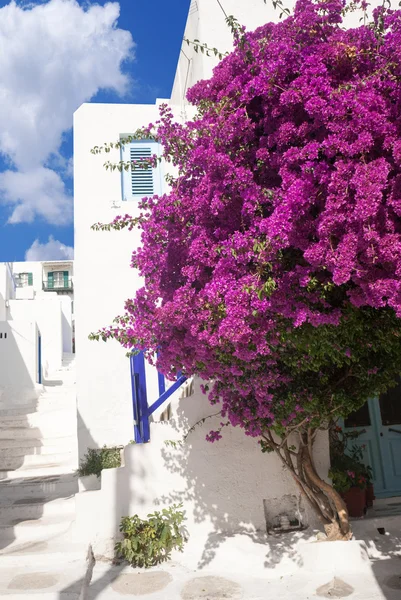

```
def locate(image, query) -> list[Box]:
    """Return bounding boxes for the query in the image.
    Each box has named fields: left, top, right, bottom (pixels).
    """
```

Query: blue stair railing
left=130, top=351, right=187, bottom=443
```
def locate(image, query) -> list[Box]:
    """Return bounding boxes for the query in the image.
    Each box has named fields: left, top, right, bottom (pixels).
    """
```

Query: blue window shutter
left=27, top=272, right=33, bottom=286
left=63, top=271, right=69, bottom=287
left=121, top=140, right=162, bottom=201
left=47, top=272, right=54, bottom=289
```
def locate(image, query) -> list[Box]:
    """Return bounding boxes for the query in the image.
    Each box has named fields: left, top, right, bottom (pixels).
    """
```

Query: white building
left=12, top=260, right=74, bottom=355
left=73, top=0, right=333, bottom=558
left=73, top=0, right=401, bottom=561
left=0, top=260, right=74, bottom=406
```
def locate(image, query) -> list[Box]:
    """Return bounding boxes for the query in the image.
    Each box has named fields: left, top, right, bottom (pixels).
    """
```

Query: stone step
left=0, top=461, right=76, bottom=480
left=0, top=397, right=74, bottom=417
left=0, top=474, right=78, bottom=501
left=0, top=447, right=74, bottom=462
left=0, top=434, right=76, bottom=448
left=0, top=537, right=89, bottom=567
left=0, top=452, right=76, bottom=472
left=0, top=513, right=75, bottom=544
left=0, top=496, right=76, bottom=523
left=0, top=418, right=76, bottom=436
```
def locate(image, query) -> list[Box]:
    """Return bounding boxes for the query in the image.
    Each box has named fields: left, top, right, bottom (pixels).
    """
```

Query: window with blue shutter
left=121, top=140, right=162, bottom=201
left=47, top=272, right=54, bottom=289
left=15, top=272, right=33, bottom=287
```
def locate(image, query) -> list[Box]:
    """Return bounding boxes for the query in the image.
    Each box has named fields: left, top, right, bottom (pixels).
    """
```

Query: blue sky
left=0, top=0, right=190, bottom=261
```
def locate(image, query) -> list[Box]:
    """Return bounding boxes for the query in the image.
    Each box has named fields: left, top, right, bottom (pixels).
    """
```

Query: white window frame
left=120, top=139, right=163, bottom=201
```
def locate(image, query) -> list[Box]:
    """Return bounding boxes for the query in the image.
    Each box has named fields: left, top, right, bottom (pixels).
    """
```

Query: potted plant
left=346, top=437, right=374, bottom=508
left=329, top=426, right=372, bottom=517
left=329, top=465, right=368, bottom=518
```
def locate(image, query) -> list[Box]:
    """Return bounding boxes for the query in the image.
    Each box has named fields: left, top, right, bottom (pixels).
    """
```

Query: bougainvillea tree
left=91, top=0, right=401, bottom=539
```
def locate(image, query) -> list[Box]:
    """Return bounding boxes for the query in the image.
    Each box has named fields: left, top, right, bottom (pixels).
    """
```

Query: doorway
left=342, top=380, right=401, bottom=498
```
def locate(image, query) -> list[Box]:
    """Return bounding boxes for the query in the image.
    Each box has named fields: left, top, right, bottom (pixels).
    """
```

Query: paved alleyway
left=0, top=354, right=89, bottom=598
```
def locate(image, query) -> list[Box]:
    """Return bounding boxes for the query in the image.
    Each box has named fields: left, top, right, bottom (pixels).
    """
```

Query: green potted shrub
left=330, top=426, right=373, bottom=517
left=329, top=464, right=368, bottom=518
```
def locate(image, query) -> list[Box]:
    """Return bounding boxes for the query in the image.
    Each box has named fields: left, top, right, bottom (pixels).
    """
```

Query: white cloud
left=0, top=167, right=72, bottom=224
left=0, top=0, right=134, bottom=224
left=25, top=235, right=74, bottom=260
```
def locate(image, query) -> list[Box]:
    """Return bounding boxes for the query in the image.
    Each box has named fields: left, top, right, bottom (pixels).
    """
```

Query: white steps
left=0, top=434, right=76, bottom=448
left=0, top=474, right=78, bottom=501
left=0, top=496, right=75, bottom=525
left=0, top=538, right=88, bottom=567
left=0, top=460, right=76, bottom=480
left=0, top=353, right=80, bottom=577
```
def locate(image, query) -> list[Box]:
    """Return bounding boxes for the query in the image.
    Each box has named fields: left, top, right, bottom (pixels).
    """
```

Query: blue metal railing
left=131, top=351, right=186, bottom=443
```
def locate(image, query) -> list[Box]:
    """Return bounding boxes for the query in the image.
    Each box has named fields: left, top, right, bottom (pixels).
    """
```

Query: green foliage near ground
left=115, top=504, right=187, bottom=568
left=77, top=445, right=122, bottom=478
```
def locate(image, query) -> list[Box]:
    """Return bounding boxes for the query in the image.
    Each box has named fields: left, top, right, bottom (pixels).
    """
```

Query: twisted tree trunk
left=264, top=428, right=351, bottom=540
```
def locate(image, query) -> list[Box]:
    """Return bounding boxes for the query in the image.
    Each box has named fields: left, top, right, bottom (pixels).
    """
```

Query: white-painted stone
left=0, top=474, right=78, bottom=501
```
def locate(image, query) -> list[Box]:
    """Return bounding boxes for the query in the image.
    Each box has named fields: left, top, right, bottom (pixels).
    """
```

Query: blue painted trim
left=148, top=375, right=187, bottom=416
left=38, top=334, right=42, bottom=384
left=130, top=350, right=187, bottom=443
left=131, top=352, right=150, bottom=443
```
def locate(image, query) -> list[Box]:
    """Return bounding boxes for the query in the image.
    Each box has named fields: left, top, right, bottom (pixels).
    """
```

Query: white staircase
left=0, top=354, right=90, bottom=598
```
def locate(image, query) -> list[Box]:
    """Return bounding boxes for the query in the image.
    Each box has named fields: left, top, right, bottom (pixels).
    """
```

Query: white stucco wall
left=8, top=297, right=63, bottom=377
left=73, top=102, right=330, bottom=545
left=74, top=102, right=164, bottom=455
left=0, top=320, right=38, bottom=406
left=60, top=295, right=73, bottom=353
left=0, top=264, right=16, bottom=321
left=76, top=380, right=330, bottom=562
left=73, top=0, right=362, bottom=547
left=0, top=265, right=8, bottom=321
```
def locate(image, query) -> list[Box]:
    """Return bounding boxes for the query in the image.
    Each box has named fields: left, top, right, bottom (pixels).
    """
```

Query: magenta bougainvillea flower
left=93, top=0, right=401, bottom=443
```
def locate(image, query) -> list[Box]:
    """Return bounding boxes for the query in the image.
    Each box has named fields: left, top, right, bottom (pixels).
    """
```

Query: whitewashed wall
left=0, top=320, right=38, bottom=406
left=0, top=264, right=15, bottom=321
left=60, top=295, right=73, bottom=353
left=73, top=100, right=330, bottom=544
left=74, top=102, right=164, bottom=455
left=75, top=381, right=330, bottom=563
left=0, top=265, right=8, bottom=321
left=8, top=297, right=63, bottom=377
left=13, top=261, right=43, bottom=298
left=72, top=0, right=370, bottom=546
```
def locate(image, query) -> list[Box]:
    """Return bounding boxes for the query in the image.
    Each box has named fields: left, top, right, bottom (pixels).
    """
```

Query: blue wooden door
left=343, top=383, right=401, bottom=498
left=375, top=380, right=401, bottom=497
left=342, top=398, right=386, bottom=495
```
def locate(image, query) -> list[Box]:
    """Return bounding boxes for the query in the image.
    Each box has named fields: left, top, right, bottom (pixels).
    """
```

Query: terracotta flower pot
left=342, top=486, right=367, bottom=518
left=366, top=483, right=375, bottom=508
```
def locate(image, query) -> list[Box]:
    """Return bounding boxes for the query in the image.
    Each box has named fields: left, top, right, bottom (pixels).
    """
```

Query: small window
left=15, top=272, right=33, bottom=287
left=48, top=271, right=69, bottom=289
left=121, top=140, right=162, bottom=201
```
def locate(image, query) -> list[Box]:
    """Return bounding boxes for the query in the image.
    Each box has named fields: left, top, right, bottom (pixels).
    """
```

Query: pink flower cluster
left=103, top=0, right=401, bottom=439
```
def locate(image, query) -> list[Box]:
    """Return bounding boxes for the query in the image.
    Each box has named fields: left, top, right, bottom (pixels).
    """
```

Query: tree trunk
left=264, top=428, right=352, bottom=541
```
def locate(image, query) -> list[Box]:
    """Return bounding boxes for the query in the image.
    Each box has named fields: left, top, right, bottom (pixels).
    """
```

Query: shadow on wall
left=0, top=322, right=41, bottom=553
left=0, top=322, right=39, bottom=406
left=153, top=379, right=310, bottom=570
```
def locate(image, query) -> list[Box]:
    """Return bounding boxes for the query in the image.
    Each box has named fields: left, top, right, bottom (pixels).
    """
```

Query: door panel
left=377, top=379, right=401, bottom=496
left=342, top=398, right=385, bottom=495
left=389, top=440, right=401, bottom=477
